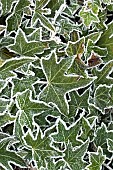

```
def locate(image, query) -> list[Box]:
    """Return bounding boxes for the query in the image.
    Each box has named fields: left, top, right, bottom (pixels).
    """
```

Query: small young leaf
left=64, top=140, right=89, bottom=170
left=87, top=147, right=106, bottom=170
left=8, top=29, right=48, bottom=57
left=69, top=89, right=89, bottom=117
left=51, top=119, right=81, bottom=147
left=94, top=85, right=111, bottom=112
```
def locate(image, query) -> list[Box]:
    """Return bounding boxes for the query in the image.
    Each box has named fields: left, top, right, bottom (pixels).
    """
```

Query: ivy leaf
left=80, top=7, right=99, bottom=27
left=87, top=147, right=106, bottom=170
left=94, top=123, right=113, bottom=156
left=94, top=85, right=111, bottom=112
left=96, top=22, right=113, bottom=60
left=51, top=119, right=81, bottom=147
left=85, top=39, right=107, bottom=60
left=109, top=85, right=113, bottom=105
left=79, top=117, right=93, bottom=142
left=16, top=90, right=51, bottom=129
left=64, top=140, right=89, bottom=170
left=0, top=98, right=10, bottom=113
left=6, top=0, right=30, bottom=32
left=14, top=114, right=25, bottom=145
left=34, top=109, right=60, bottom=129
left=8, top=29, right=48, bottom=57
left=0, top=37, right=14, bottom=49
left=69, top=89, right=89, bottom=118
left=0, top=138, right=27, bottom=170
left=0, top=57, right=32, bottom=79
left=103, top=0, right=112, bottom=5
left=39, top=52, right=94, bottom=114
left=12, top=76, right=37, bottom=96
left=58, top=19, right=81, bottom=41
left=23, top=130, right=60, bottom=169
left=47, top=158, right=65, bottom=170
left=32, top=0, right=55, bottom=32
left=107, top=138, right=113, bottom=152
left=1, top=0, right=14, bottom=15
left=66, top=38, right=85, bottom=57
left=93, top=60, right=113, bottom=86
left=33, top=12, right=55, bottom=32
left=0, top=113, right=15, bottom=127
left=67, top=56, right=87, bottom=77
left=27, top=28, right=41, bottom=41
left=0, top=80, right=6, bottom=92
left=47, top=0, right=64, bottom=17
left=0, top=132, right=10, bottom=140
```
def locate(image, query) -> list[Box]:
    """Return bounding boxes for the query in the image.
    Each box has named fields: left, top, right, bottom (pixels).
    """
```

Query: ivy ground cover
left=0, top=0, right=113, bottom=170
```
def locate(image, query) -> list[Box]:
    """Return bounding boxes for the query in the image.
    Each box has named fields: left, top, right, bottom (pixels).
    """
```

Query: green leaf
left=58, top=19, right=81, bottom=41
left=79, top=117, right=93, bottom=142
left=6, top=0, right=30, bottom=32
left=1, top=0, right=14, bottom=15
left=16, top=90, right=51, bottom=128
left=93, top=60, right=113, bottom=86
left=0, top=138, right=26, bottom=170
left=96, top=22, right=113, bottom=60
left=80, top=7, right=99, bottom=27
left=39, top=52, right=94, bottom=114
left=69, top=89, right=89, bottom=117
left=68, top=57, right=87, bottom=77
left=34, top=109, right=60, bottom=128
left=87, top=147, right=106, bottom=170
left=23, top=130, right=60, bottom=169
left=0, top=132, right=10, bottom=140
left=0, top=80, right=6, bottom=92
left=12, top=76, right=37, bottom=96
left=46, top=158, right=65, bottom=170
left=0, top=48, right=16, bottom=62
left=51, top=119, right=81, bottom=147
left=94, top=123, right=113, bottom=156
left=88, top=104, right=102, bottom=118
left=33, top=12, right=55, bottom=32
left=109, top=86, right=113, bottom=105
left=8, top=29, right=48, bottom=57
left=94, top=85, right=111, bottom=112
left=85, top=39, right=107, bottom=60
left=107, top=138, right=113, bottom=152
left=0, top=98, right=9, bottom=113
left=27, top=28, right=41, bottom=41
left=0, top=113, right=15, bottom=127
left=102, top=0, right=112, bottom=4
left=14, top=114, right=25, bottom=145
left=64, top=140, right=89, bottom=170
left=32, top=0, right=55, bottom=31
left=0, top=57, right=32, bottom=79
left=47, top=0, right=64, bottom=17
left=66, top=38, right=85, bottom=57
left=0, top=37, right=14, bottom=49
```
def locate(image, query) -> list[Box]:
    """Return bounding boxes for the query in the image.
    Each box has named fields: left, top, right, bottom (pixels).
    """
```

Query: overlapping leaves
left=0, top=0, right=113, bottom=170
